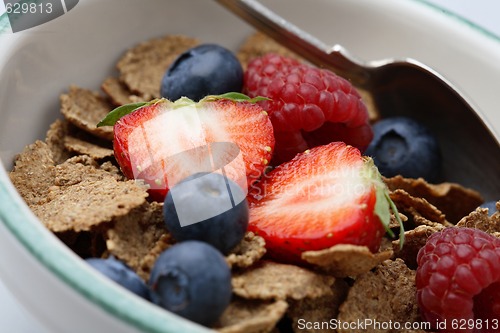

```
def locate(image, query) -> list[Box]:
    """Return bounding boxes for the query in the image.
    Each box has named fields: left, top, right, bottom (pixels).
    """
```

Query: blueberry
left=85, top=256, right=150, bottom=300
left=148, top=241, right=232, bottom=326
left=479, top=200, right=498, bottom=216
left=365, top=116, right=442, bottom=182
left=164, top=172, right=249, bottom=254
left=161, top=44, right=243, bottom=101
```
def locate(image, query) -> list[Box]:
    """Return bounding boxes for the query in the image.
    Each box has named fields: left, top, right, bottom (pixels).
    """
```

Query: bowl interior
left=0, top=1, right=252, bottom=332
left=0, top=0, right=500, bottom=332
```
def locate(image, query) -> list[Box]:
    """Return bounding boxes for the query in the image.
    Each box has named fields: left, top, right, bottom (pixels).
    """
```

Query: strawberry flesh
left=248, top=142, right=387, bottom=264
left=113, top=98, right=275, bottom=201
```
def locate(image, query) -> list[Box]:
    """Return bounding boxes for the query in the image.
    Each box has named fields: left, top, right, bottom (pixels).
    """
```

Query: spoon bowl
left=215, top=0, right=500, bottom=200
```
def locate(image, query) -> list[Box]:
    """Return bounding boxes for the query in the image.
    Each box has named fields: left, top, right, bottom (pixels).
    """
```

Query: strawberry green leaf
left=96, top=93, right=269, bottom=128
left=374, top=180, right=394, bottom=238
left=97, top=102, right=149, bottom=127
left=386, top=192, right=405, bottom=249
left=201, top=92, right=270, bottom=103
left=366, top=158, right=405, bottom=248
left=373, top=179, right=405, bottom=248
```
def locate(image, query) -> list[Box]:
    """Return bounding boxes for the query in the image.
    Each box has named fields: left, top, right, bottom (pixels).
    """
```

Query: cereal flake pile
left=9, top=33, right=500, bottom=333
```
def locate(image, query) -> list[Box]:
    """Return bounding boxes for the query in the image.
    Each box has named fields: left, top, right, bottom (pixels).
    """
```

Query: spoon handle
left=215, top=0, right=370, bottom=85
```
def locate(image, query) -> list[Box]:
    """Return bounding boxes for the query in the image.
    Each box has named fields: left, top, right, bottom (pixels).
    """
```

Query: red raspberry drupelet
left=416, top=227, right=500, bottom=333
left=244, top=53, right=373, bottom=164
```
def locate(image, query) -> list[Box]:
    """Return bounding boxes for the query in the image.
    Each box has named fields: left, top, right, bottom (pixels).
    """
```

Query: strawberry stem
left=201, top=92, right=270, bottom=103
left=367, top=157, right=405, bottom=248
left=97, top=101, right=154, bottom=127
left=97, top=93, right=270, bottom=128
left=385, top=192, right=405, bottom=249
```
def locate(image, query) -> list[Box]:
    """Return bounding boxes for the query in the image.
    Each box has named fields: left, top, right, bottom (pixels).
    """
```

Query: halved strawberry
left=248, top=141, right=397, bottom=265
left=98, top=94, right=275, bottom=201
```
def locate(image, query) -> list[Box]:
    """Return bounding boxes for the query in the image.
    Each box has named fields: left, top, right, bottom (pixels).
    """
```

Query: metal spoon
left=215, top=0, right=500, bottom=200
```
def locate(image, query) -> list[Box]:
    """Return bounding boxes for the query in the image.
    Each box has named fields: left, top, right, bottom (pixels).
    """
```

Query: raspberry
left=416, top=227, right=500, bottom=332
left=244, top=53, right=372, bottom=164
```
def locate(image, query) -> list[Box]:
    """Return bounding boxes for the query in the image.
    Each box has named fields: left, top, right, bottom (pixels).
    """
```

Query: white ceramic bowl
left=0, top=1, right=499, bottom=332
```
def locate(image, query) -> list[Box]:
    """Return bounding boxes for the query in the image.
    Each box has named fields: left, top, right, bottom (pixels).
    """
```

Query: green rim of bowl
left=1, top=0, right=500, bottom=38
left=415, top=0, right=500, bottom=42
left=0, top=0, right=41, bottom=33
left=0, top=0, right=500, bottom=332
left=0, top=12, right=10, bottom=34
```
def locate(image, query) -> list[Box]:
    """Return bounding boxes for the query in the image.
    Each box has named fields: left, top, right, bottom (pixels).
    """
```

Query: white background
left=3, top=0, right=497, bottom=37
left=1, top=0, right=500, bottom=332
